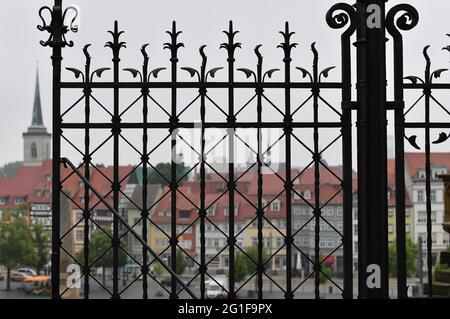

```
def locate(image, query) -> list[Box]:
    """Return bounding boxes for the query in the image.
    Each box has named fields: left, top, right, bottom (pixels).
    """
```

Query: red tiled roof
left=405, top=152, right=450, bottom=179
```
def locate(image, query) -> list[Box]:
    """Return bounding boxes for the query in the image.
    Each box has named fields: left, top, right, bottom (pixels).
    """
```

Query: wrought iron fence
left=38, top=0, right=450, bottom=299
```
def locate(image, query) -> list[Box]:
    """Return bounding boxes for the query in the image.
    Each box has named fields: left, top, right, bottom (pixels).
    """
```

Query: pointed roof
left=31, top=65, right=44, bottom=128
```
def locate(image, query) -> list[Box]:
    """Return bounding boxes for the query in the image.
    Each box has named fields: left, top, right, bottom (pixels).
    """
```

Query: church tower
left=23, top=65, right=51, bottom=165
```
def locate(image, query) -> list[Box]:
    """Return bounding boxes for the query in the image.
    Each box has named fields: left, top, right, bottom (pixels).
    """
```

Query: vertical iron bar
left=255, top=46, right=264, bottom=299
left=112, top=21, right=121, bottom=300
left=199, top=46, right=207, bottom=299
left=386, top=5, right=420, bottom=298
left=83, top=46, right=91, bottom=299
left=141, top=47, right=149, bottom=299
left=222, top=21, right=238, bottom=299
left=340, top=23, right=354, bottom=302
left=424, top=53, right=433, bottom=297
left=355, top=0, right=389, bottom=299
left=167, top=21, right=180, bottom=299
left=311, top=44, right=321, bottom=300
left=326, top=4, right=357, bottom=299
left=50, top=1, right=63, bottom=299
left=281, top=22, right=294, bottom=300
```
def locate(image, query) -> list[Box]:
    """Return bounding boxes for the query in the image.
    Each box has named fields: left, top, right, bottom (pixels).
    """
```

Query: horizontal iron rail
left=60, top=157, right=198, bottom=299
left=59, top=82, right=344, bottom=89
left=405, top=122, right=450, bottom=128
left=60, top=122, right=344, bottom=129
left=404, top=83, right=450, bottom=89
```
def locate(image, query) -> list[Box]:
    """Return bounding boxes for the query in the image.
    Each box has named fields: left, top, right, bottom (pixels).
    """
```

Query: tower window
left=31, top=142, right=37, bottom=159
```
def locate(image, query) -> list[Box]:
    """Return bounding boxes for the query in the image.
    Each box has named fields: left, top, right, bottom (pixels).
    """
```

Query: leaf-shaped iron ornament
left=432, top=68, right=448, bottom=80
left=207, top=67, right=223, bottom=79
left=320, top=66, right=336, bottom=79
left=406, top=135, right=421, bottom=150
left=296, top=67, right=313, bottom=82
left=433, top=132, right=450, bottom=144
left=66, top=67, right=83, bottom=80
left=237, top=68, right=255, bottom=80
left=149, top=67, right=166, bottom=79
left=404, top=76, right=423, bottom=84
left=264, top=69, right=280, bottom=81
left=92, top=67, right=110, bottom=80
left=181, top=67, right=199, bottom=79
left=123, top=68, right=142, bottom=80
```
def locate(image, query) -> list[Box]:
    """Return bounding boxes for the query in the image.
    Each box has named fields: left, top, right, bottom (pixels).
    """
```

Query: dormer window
left=418, top=170, right=426, bottom=179
left=303, top=190, right=311, bottom=200
left=14, top=197, right=25, bottom=205
left=271, top=200, right=280, bottom=212
left=207, top=207, right=216, bottom=216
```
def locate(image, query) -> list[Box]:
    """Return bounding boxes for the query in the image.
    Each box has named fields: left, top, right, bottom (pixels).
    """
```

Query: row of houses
left=1, top=70, right=449, bottom=275
left=1, top=152, right=449, bottom=275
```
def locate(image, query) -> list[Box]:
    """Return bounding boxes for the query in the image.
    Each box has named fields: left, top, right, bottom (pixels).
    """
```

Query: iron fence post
left=355, top=0, right=389, bottom=299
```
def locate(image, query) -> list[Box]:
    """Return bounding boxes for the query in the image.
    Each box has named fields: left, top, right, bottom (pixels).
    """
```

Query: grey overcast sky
left=1, top=0, right=450, bottom=168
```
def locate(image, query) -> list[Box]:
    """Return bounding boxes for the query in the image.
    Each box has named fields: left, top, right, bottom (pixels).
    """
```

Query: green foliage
left=31, top=223, right=50, bottom=273
left=244, top=246, right=269, bottom=274
left=232, top=247, right=269, bottom=283
left=0, top=210, right=37, bottom=290
left=76, top=229, right=127, bottom=268
left=153, top=261, right=166, bottom=277
left=176, top=250, right=187, bottom=275
left=319, top=264, right=332, bottom=284
left=388, top=238, right=419, bottom=278
left=234, top=252, right=249, bottom=282
left=148, top=162, right=188, bottom=186
left=433, top=263, right=449, bottom=280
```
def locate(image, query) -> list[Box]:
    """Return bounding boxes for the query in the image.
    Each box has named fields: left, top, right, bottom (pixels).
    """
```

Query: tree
left=77, top=229, right=127, bottom=286
left=31, top=223, right=50, bottom=274
left=148, top=162, right=188, bottom=186
left=153, top=261, right=166, bottom=277
left=0, top=210, right=37, bottom=290
left=176, top=250, right=187, bottom=275
left=388, top=238, right=419, bottom=278
left=234, top=252, right=249, bottom=282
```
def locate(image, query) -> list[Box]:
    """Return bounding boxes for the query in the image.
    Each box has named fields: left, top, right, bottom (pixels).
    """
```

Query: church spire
left=31, top=63, right=44, bottom=127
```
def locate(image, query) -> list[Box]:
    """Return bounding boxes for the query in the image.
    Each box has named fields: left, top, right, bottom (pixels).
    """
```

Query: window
left=430, top=191, right=436, bottom=202
left=417, top=190, right=424, bottom=202
left=271, top=200, right=280, bottom=212
left=223, top=207, right=229, bottom=216
left=406, top=224, right=410, bottom=233
left=336, top=207, right=343, bottom=217
left=319, top=239, right=325, bottom=248
left=388, top=224, right=394, bottom=233
left=418, top=170, right=426, bottom=179
left=302, top=237, right=309, bottom=247
left=418, top=211, right=427, bottom=223
left=353, top=224, right=358, bottom=234
left=431, top=211, right=437, bottom=223
left=388, top=209, right=394, bottom=217
left=0, top=197, right=6, bottom=205
left=75, top=229, right=84, bottom=242
left=179, top=211, right=190, bottom=219
left=207, top=207, right=216, bottom=216
left=303, top=190, right=311, bottom=200
left=31, top=142, right=37, bottom=159
left=14, top=197, right=25, bottom=205
left=327, top=238, right=334, bottom=248
left=293, top=207, right=301, bottom=215
left=276, top=237, right=283, bottom=248
left=45, top=175, right=52, bottom=182
left=337, top=221, right=343, bottom=232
